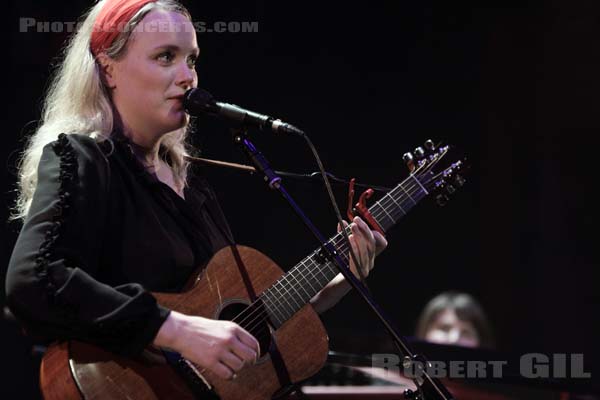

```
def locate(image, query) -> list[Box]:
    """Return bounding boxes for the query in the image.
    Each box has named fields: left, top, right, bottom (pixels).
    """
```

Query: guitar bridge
left=162, top=350, right=220, bottom=399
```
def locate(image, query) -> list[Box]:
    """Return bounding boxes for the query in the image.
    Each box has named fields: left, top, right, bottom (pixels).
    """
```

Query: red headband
left=91, top=0, right=157, bottom=56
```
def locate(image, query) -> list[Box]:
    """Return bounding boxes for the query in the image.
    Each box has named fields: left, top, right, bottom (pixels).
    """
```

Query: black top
left=5, top=133, right=233, bottom=355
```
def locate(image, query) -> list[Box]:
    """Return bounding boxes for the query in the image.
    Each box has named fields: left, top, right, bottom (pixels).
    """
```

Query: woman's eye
left=157, top=52, right=174, bottom=63
left=187, top=56, right=198, bottom=68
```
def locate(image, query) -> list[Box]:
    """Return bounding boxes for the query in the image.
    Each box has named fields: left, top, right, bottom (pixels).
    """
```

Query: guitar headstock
left=403, top=139, right=468, bottom=206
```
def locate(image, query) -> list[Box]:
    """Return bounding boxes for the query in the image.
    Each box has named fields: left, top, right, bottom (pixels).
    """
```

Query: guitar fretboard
left=261, top=174, right=429, bottom=328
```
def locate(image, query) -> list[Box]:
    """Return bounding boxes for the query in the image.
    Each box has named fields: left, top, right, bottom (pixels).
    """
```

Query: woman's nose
left=176, top=63, right=196, bottom=89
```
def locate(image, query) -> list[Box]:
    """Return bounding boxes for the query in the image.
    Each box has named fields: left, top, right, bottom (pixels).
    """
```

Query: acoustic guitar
left=40, top=141, right=467, bottom=399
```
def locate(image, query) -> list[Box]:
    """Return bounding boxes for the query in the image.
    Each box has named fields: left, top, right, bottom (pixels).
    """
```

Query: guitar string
left=210, top=159, right=452, bottom=343
left=176, top=158, right=454, bottom=368
left=239, top=187, right=414, bottom=326
left=246, top=164, right=452, bottom=340
left=227, top=173, right=434, bottom=338
left=219, top=168, right=449, bottom=349
left=231, top=172, right=438, bottom=340
left=228, top=176, right=430, bottom=339
left=255, top=165, right=451, bottom=337
left=264, top=176, right=427, bottom=316
left=251, top=179, right=420, bottom=310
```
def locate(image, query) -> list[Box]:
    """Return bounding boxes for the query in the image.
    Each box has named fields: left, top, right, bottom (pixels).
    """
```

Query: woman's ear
left=96, top=52, right=117, bottom=89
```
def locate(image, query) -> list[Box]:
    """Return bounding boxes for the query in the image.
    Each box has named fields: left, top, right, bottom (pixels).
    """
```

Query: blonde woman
left=6, top=0, right=386, bottom=385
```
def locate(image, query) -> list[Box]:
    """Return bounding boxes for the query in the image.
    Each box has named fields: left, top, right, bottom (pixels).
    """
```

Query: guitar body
left=40, top=246, right=329, bottom=400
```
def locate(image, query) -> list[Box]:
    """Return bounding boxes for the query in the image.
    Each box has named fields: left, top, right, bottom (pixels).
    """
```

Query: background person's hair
left=415, top=291, right=495, bottom=349
left=12, top=0, right=193, bottom=221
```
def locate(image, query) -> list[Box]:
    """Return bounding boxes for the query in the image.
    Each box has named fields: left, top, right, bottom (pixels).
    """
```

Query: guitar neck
left=261, top=174, right=429, bottom=328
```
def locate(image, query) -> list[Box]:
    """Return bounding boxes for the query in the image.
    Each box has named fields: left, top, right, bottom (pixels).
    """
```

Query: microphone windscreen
left=183, top=88, right=216, bottom=115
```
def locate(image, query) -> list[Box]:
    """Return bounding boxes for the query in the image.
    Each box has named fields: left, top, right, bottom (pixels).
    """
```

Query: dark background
left=3, top=0, right=599, bottom=398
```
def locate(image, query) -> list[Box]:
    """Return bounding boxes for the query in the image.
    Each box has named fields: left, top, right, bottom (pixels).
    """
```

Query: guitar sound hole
left=217, top=300, right=273, bottom=359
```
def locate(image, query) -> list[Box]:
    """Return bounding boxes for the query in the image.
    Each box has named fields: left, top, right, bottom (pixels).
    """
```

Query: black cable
left=297, top=132, right=370, bottom=289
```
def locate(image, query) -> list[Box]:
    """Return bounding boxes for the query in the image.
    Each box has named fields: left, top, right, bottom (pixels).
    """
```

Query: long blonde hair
left=13, top=0, right=194, bottom=221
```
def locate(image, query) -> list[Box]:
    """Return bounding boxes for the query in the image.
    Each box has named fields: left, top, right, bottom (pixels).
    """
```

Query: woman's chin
left=163, top=112, right=189, bottom=132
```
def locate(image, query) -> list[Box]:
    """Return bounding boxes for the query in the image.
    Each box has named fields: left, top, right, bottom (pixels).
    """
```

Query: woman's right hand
left=153, top=311, right=260, bottom=380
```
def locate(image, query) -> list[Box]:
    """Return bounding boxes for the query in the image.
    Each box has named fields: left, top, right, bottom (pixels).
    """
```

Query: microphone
left=183, top=88, right=305, bottom=136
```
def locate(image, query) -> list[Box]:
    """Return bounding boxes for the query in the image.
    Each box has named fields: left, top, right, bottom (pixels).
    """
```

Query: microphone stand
left=232, top=128, right=455, bottom=400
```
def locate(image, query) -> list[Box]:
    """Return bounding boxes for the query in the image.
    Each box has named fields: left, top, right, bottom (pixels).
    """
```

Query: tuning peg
left=454, top=175, right=466, bottom=187
left=424, top=139, right=435, bottom=151
left=446, top=184, right=456, bottom=194
left=414, top=147, right=425, bottom=159
left=403, top=152, right=415, bottom=173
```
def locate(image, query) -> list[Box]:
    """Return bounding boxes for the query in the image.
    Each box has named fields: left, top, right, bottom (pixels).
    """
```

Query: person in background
left=415, top=291, right=494, bottom=349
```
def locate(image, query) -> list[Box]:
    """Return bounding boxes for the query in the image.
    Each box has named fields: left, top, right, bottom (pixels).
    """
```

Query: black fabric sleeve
left=5, top=134, right=170, bottom=355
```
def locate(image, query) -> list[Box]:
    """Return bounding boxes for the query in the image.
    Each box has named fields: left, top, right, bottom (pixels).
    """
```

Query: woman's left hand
left=343, top=216, right=388, bottom=280
left=310, top=216, right=387, bottom=313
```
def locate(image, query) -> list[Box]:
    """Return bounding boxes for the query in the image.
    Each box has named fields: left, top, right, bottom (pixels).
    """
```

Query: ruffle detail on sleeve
left=34, top=133, right=79, bottom=302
